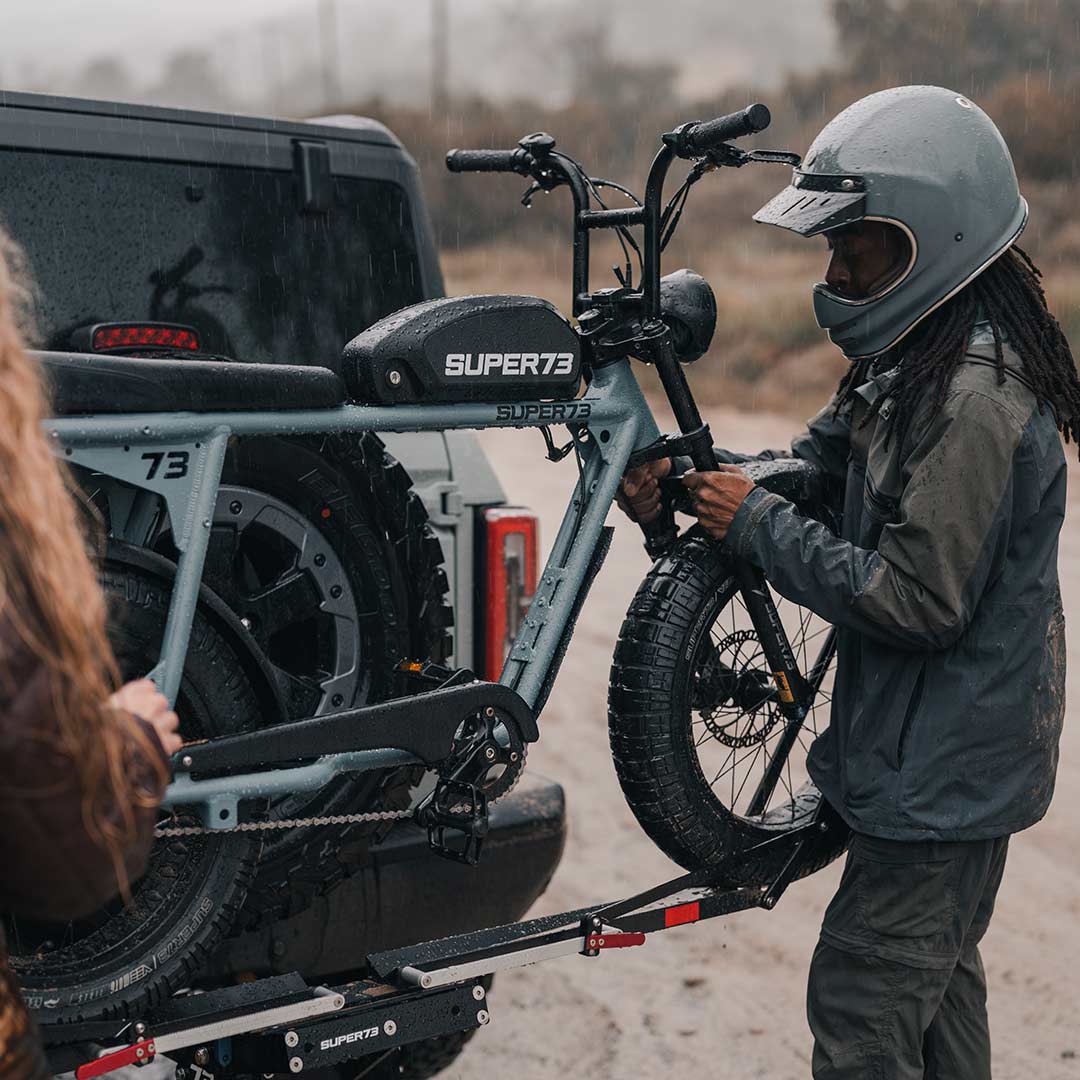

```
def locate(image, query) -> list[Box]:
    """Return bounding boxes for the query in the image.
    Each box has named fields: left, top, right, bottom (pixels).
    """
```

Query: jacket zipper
left=896, top=663, right=926, bottom=770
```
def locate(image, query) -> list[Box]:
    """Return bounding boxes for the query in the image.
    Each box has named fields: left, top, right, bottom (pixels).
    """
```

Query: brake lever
left=520, top=180, right=543, bottom=207
left=745, top=149, right=802, bottom=166
left=704, top=146, right=802, bottom=169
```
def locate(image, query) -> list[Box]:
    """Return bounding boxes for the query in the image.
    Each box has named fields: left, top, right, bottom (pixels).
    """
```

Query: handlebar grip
left=445, top=148, right=534, bottom=174
left=680, top=103, right=771, bottom=156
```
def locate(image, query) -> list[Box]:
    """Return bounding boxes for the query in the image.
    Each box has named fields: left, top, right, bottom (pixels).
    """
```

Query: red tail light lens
left=483, top=508, right=539, bottom=681
left=90, top=323, right=200, bottom=352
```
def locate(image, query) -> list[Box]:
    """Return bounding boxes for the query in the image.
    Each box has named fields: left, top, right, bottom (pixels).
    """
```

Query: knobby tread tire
left=608, top=528, right=845, bottom=886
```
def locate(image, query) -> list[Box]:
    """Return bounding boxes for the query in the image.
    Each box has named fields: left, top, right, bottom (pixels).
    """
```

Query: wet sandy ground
left=457, top=406, right=1080, bottom=1080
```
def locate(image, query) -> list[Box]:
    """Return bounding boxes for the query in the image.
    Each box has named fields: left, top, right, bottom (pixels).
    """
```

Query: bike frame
left=46, top=358, right=661, bottom=816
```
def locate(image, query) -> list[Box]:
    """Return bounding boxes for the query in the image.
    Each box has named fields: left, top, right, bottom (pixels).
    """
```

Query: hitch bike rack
left=60, top=815, right=839, bottom=1079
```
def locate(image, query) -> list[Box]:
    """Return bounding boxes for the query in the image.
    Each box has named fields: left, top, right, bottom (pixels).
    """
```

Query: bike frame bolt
left=383, top=1020, right=397, bottom=1036
left=289, top=1056, right=304, bottom=1073
left=477, top=1010, right=490, bottom=1025
left=484, top=707, right=495, bottom=717
left=229, top=500, right=243, bottom=515
left=133, top=1022, right=146, bottom=1037
left=485, top=747, right=496, bottom=760
left=420, top=973, right=433, bottom=988
left=285, top=1031, right=299, bottom=1048
left=194, top=1048, right=210, bottom=1066
left=840, top=178, right=856, bottom=190
left=387, top=369, right=402, bottom=386
left=330, top=585, right=343, bottom=599
left=472, top=984, right=486, bottom=1001
left=331, top=693, right=344, bottom=707
left=314, top=553, right=326, bottom=566
left=510, top=752, right=519, bottom=762
left=202, top=519, right=211, bottom=528
left=181, top=755, right=193, bottom=768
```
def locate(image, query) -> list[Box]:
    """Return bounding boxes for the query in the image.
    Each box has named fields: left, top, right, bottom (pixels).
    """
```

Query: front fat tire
left=608, top=530, right=844, bottom=885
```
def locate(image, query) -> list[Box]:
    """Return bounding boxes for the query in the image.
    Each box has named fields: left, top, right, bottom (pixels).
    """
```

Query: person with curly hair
left=0, top=230, right=179, bottom=1078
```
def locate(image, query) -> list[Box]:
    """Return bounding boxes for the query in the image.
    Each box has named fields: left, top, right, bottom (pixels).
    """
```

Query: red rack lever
left=75, top=1037, right=156, bottom=1079
left=585, top=931, right=646, bottom=950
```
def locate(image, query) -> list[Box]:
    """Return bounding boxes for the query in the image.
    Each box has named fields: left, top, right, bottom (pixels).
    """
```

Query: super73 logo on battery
left=444, top=352, right=575, bottom=377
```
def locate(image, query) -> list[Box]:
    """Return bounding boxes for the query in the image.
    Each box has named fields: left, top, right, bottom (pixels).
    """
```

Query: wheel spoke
left=691, top=590, right=836, bottom=820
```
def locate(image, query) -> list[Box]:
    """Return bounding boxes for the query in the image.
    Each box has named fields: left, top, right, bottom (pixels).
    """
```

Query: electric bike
left=14, top=102, right=843, bottom=1023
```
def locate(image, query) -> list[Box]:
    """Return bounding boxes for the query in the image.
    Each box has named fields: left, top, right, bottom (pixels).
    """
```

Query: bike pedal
left=417, top=778, right=489, bottom=866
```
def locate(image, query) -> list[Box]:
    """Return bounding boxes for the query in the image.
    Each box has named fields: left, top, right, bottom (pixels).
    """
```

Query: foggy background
left=2, top=0, right=1079, bottom=413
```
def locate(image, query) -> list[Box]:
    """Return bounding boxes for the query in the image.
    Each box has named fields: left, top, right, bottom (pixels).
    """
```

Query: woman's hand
left=109, top=678, right=183, bottom=757
left=616, top=458, right=672, bottom=524
left=683, top=465, right=756, bottom=541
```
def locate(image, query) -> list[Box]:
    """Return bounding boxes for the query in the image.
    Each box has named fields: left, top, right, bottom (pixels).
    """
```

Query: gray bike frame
left=45, top=359, right=661, bottom=826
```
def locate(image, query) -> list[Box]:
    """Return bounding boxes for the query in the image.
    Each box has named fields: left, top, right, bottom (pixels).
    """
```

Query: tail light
left=483, top=507, right=539, bottom=680
left=74, top=322, right=201, bottom=353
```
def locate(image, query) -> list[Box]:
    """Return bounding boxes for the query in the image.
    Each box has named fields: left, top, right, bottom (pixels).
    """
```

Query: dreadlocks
left=834, top=245, right=1080, bottom=454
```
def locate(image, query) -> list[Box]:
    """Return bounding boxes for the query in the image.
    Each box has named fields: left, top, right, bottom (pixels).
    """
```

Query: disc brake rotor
left=693, top=629, right=781, bottom=749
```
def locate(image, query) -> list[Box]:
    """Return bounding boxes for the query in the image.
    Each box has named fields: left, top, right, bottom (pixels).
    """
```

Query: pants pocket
left=855, top=838, right=960, bottom=940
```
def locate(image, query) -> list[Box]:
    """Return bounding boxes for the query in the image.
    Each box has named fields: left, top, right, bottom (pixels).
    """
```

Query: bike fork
left=647, top=332, right=824, bottom=816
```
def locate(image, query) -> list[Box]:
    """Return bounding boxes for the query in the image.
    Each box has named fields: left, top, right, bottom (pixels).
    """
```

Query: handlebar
left=669, top=103, right=771, bottom=158
left=445, top=148, right=535, bottom=175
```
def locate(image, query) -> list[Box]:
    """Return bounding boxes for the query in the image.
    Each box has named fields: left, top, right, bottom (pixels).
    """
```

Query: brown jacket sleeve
left=0, top=619, right=168, bottom=922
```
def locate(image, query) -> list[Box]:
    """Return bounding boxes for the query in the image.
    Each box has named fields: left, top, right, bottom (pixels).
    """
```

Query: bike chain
left=154, top=746, right=528, bottom=838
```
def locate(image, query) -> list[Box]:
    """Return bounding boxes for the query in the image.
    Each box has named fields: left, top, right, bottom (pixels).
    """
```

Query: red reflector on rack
left=91, top=323, right=200, bottom=352
left=483, top=507, right=539, bottom=681
left=75, top=1037, right=156, bottom=1079
left=664, top=901, right=701, bottom=928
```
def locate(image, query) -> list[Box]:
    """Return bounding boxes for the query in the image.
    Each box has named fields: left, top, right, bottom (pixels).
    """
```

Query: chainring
left=442, top=706, right=527, bottom=802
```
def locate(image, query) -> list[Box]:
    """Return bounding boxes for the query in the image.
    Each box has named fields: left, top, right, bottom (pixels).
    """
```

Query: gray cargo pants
left=807, top=831, right=1009, bottom=1079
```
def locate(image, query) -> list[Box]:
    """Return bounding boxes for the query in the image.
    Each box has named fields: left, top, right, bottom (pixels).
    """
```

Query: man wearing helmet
left=620, top=86, right=1073, bottom=1079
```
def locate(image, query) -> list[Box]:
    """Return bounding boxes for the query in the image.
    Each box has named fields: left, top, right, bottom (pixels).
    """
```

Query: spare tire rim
left=204, top=485, right=361, bottom=718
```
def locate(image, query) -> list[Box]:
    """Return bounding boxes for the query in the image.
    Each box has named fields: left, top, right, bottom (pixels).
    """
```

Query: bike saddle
left=34, top=351, right=345, bottom=415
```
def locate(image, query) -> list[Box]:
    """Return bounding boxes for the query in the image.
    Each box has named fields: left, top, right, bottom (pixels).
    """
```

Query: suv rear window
left=0, top=148, right=423, bottom=367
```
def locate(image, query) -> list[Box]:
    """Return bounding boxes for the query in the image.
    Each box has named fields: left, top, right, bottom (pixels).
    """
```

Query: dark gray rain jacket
left=723, top=329, right=1067, bottom=841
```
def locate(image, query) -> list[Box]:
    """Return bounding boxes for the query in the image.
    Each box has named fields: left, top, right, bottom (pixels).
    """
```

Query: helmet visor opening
left=817, top=219, right=916, bottom=306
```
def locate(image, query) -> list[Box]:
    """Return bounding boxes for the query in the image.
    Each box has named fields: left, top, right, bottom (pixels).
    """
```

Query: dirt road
left=463, top=406, right=1080, bottom=1080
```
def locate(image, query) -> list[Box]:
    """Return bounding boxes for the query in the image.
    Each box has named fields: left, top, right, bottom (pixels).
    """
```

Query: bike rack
left=60, top=817, right=838, bottom=1079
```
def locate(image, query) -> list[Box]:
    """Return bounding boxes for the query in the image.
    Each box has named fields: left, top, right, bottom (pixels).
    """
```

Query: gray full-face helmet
left=753, top=85, right=1028, bottom=360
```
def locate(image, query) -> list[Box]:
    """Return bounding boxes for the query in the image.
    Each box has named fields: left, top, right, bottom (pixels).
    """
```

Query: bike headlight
left=660, top=269, right=716, bottom=364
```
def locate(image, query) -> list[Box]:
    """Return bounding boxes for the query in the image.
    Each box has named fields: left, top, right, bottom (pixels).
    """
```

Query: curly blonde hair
left=0, top=228, right=166, bottom=887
